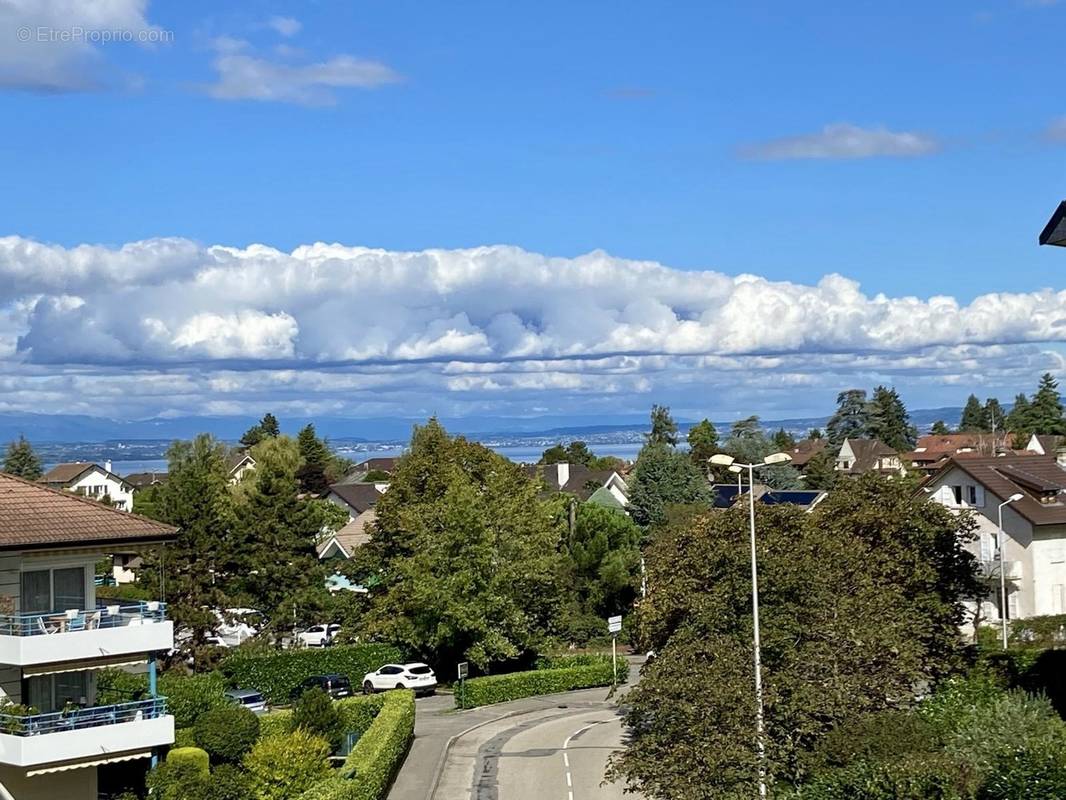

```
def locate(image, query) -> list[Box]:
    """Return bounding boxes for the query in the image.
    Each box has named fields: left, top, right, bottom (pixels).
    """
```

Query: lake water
left=86, top=442, right=646, bottom=478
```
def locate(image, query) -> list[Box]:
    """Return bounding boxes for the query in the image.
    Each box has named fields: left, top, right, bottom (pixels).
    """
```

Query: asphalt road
left=387, top=657, right=642, bottom=800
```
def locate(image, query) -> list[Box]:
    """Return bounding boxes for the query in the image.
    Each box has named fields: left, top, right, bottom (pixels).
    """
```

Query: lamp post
left=997, top=493, right=1024, bottom=650
left=709, top=451, right=793, bottom=800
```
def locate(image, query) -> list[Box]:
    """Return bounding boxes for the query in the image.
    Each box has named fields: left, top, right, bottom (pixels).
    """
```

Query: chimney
left=104, top=459, right=112, bottom=473
left=557, top=463, right=570, bottom=489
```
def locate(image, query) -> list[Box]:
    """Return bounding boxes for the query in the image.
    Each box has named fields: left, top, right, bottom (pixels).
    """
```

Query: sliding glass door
left=20, top=566, right=86, bottom=613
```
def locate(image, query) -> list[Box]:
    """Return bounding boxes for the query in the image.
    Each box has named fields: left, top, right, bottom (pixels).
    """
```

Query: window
left=20, top=566, right=86, bottom=613
left=967, top=486, right=978, bottom=506
left=24, top=672, right=89, bottom=713
left=980, top=531, right=994, bottom=562
left=951, top=486, right=963, bottom=505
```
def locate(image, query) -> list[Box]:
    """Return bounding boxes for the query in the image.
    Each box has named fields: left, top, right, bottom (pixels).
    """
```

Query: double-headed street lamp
left=708, top=451, right=793, bottom=800
left=996, top=493, right=1024, bottom=649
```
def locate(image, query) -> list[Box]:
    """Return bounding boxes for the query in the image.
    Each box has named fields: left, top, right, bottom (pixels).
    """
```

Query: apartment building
left=0, top=472, right=177, bottom=800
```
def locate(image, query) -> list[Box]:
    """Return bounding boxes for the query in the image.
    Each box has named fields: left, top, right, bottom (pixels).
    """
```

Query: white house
left=527, top=463, right=631, bottom=506
left=1025, top=434, right=1066, bottom=467
left=40, top=463, right=134, bottom=512
left=835, top=438, right=905, bottom=476
left=925, top=454, right=1066, bottom=623
left=225, top=452, right=256, bottom=485
left=0, top=472, right=177, bottom=799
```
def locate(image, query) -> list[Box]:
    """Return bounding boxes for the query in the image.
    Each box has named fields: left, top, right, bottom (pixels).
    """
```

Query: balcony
left=0, top=698, right=173, bottom=767
left=0, top=603, right=173, bottom=666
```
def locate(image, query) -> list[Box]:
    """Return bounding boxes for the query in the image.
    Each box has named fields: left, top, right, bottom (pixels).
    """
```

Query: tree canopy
left=686, top=419, right=719, bottom=467
left=2, top=435, right=42, bottom=480
left=959, top=394, right=985, bottom=432
left=1030, top=373, right=1066, bottom=435
left=826, top=389, right=870, bottom=445
left=627, top=442, right=712, bottom=530
left=240, top=412, right=281, bottom=448
left=866, top=385, right=917, bottom=451
left=646, top=405, right=680, bottom=447
left=611, top=476, right=979, bottom=800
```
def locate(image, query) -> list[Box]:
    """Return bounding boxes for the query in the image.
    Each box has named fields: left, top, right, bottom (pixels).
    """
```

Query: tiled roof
left=317, top=512, right=375, bottom=559
left=789, top=439, right=827, bottom=468
left=934, top=455, right=1066, bottom=526
left=124, top=472, right=168, bottom=489
left=40, top=462, right=95, bottom=484
left=225, top=452, right=255, bottom=472
left=356, top=457, right=399, bottom=473
left=328, top=482, right=384, bottom=514
left=842, top=438, right=899, bottom=473
left=0, top=472, right=177, bottom=550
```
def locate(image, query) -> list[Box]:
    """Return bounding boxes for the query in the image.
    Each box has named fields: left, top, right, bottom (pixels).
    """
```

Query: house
left=40, top=462, right=135, bottom=512
left=124, top=472, right=167, bottom=491
left=320, top=482, right=386, bottom=560
left=0, top=472, right=177, bottom=799
left=904, top=432, right=1009, bottom=474
left=337, top=457, right=401, bottom=484
left=787, top=439, right=828, bottom=472
left=1025, top=434, right=1066, bottom=467
left=711, top=483, right=827, bottom=511
left=834, top=438, right=905, bottom=476
left=924, top=454, right=1066, bottom=622
left=225, top=452, right=256, bottom=485
left=527, top=463, right=631, bottom=505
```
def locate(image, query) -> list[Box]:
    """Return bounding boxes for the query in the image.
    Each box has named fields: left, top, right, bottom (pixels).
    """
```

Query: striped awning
left=26, top=750, right=151, bottom=776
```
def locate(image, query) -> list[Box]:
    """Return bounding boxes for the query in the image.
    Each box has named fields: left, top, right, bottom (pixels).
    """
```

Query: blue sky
left=1, top=1, right=1065, bottom=427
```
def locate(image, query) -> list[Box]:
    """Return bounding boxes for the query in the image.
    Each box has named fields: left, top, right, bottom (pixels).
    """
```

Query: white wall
left=67, top=469, right=133, bottom=513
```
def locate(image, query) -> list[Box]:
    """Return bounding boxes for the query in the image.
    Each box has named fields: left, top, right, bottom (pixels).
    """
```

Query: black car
left=290, top=673, right=353, bottom=702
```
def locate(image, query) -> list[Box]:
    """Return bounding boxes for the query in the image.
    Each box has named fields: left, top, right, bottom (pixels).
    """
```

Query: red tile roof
left=932, top=455, right=1066, bottom=526
left=0, top=472, right=177, bottom=550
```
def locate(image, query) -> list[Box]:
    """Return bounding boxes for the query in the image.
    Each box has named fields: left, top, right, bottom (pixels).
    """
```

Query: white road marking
left=562, top=720, right=606, bottom=800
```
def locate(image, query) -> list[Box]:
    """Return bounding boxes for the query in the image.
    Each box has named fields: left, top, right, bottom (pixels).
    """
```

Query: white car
left=297, top=623, right=341, bottom=648
left=362, top=663, right=437, bottom=696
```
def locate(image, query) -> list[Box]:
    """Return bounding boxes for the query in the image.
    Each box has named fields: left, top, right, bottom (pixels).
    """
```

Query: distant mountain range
left=0, top=407, right=968, bottom=446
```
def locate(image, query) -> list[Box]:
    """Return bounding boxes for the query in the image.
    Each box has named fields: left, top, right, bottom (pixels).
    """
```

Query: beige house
left=835, top=438, right=905, bottom=476
left=925, top=454, right=1066, bottom=622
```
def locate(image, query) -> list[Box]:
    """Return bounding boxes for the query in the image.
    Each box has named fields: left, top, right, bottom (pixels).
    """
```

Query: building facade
left=40, top=463, right=135, bottom=513
left=0, top=473, right=177, bottom=799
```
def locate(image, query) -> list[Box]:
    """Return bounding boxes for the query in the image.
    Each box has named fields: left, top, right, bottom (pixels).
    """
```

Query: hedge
left=298, top=690, right=415, bottom=800
left=259, top=695, right=386, bottom=746
left=456, top=659, right=624, bottom=709
left=173, top=727, right=197, bottom=748
left=166, top=746, right=209, bottom=775
left=220, top=644, right=403, bottom=704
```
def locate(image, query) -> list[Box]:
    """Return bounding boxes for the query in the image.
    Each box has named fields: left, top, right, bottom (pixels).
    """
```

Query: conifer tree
left=1029, top=373, right=1066, bottom=435
left=959, top=394, right=985, bottom=432
left=930, top=420, right=951, bottom=436
left=686, top=420, right=719, bottom=466
left=826, top=390, right=870, bottom=445
left=2, top=435, right=43, bottom=480
left=296, top=424, right=331, bottom=495
left=1006, top=393, right=1034, bottom=444
left=866, top=386, right=918, bottom=451
left=646, top=405, right=679, bottom=447
left=983, top=397, right=1006, bottom=433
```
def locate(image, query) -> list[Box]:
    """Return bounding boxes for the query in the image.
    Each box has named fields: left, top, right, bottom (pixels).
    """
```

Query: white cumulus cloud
left=739, top=123, right=941, bottom=160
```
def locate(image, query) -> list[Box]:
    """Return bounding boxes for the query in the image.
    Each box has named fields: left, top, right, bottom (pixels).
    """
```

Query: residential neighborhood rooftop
left=933, top=454, right=1066, bottom=525
left=0, top=472, right=177, bottom=549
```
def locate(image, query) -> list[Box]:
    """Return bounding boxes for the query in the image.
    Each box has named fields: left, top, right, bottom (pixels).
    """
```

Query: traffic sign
left=457, top=661, right=469, bottom=680
left=608, top=615, right=622, bottom=634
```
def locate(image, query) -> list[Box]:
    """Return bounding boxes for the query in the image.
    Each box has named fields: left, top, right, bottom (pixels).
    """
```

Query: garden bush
left=336, top=693, right=386, bottom=738
left=977, top=743, right=1066, bottom=799
left=147, top=749, right=211, bottom=800
left=292, top=687, right=345, bottom=750
left=173, top=727, right=196, bottom=748
left=193, top=704, right=261, bottom=763
left=207, top=763, right=253, bottom=800
left=244, top=729, right=332, bottom=800
left=221, top=643, right=402, bottom=704
left=456, top=660, right=622, bottom=709
left=535, top=652, right=615, bottom=670
left=808, top=709, right=943, bottom=773
left=298, top=690, right=415, bottom=800
left=788, top=755, right=973, bottom=800
left=166, top=746, right=209, bottom=774
left=257, top=709, right=292, bottom=739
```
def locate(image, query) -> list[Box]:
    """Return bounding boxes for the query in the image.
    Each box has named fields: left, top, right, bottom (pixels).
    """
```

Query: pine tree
left=930, top=420, right=951, bottom=436
left=3, top=435, right=43, bottom=480
left=686, top=420, right=719, bottom=467
left=646, top=405, right=679, bottom=448
left=1030, top=373, right=1066, bottom=435
left=1006, top=393, right=1034, bottom=445
left=866, top=386, right=918, bottom=451
left=771, top=428, right=796, bottom=451
left=260, top=413, right=281, bottom=438
left=826, top=389, right=870, bottom=445
left=296, top=424, right=332, bottom=495
left=629, top=443, right=712, bottom=529
left=959, top=394, right=985, bottom=432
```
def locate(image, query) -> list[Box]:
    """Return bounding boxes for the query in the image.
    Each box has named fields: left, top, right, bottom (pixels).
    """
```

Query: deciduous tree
left=686, top=419, right=719, bottom=467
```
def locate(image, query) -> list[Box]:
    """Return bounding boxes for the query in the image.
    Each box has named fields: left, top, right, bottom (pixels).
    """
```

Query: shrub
left=535, top=653, right=615, bottom=670
left=788, top=756, right=973, bottom=800
left=206, top=763, right=252, bottom=800
left=244, top=729, right=332, bottom=800
left=257, top=708, right=293, bottom=739
left=943, top=690, right=1066, bottom=777
left=809, top=709, right=943, bottom=773
left=456, top=661, right=621, bottom=709
left=299, top=690, right=415, bottom=800
left=147, top=755, right=211, bottom=800
left=978, top=744, right=1066, bottom=799
left=166, top=746, right=209, bottom=774
left=194, top=704, right=261, bottom=763
left=221, top=643, right=403, bottom=704
left=918, top=672, right=1007, bottom=732
left=292, top=687, right=345, bottom=750
left=336, top=693, right=386, bottom=739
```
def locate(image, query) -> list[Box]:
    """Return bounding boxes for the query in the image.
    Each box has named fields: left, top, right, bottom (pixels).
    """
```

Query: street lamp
left=729, top=464, right=743, bottom=495
left=997, top=493, right=1024, bottom=649
left=708, top=451, right=793, bottom=799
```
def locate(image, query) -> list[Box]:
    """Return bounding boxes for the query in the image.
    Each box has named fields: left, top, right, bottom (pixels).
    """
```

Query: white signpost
left=607, top=615, right=623, bottom=687
left=457, top=662, right=469, bottom=708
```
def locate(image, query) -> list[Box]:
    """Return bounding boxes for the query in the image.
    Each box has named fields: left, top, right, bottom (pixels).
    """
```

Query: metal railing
left=0, top=602, right=166, bottom=636
left=0, top=697, right=167, bottom=736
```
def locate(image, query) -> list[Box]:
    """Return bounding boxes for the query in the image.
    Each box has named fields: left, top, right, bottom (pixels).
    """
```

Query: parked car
left=225, top=688, right=268, bottom=715
left=213, top=608, right=262, bottom=647
left=362, top=663, right=437, bottom=696
left=290, top=673, right=353, bottom=702
left=297, top=623, right=341, bottom=648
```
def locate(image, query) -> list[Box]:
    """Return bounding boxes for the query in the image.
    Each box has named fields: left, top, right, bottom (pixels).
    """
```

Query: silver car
left=225, top=688, right=268, bottom=715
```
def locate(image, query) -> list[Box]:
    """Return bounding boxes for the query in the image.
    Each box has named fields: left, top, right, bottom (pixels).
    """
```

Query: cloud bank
left=1, top=236, right=1063, bottom=421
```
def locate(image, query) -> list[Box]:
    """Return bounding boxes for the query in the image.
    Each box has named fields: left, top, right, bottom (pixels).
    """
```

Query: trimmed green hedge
left=166, top=746, right=209, bottom=775
left=298, top=690, right=415, bottom=800
left=456, top=659, right=624, bottom=709
left=221, top=644, right=403, bottom=704
left=260, top=695, right=385, bottom=746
